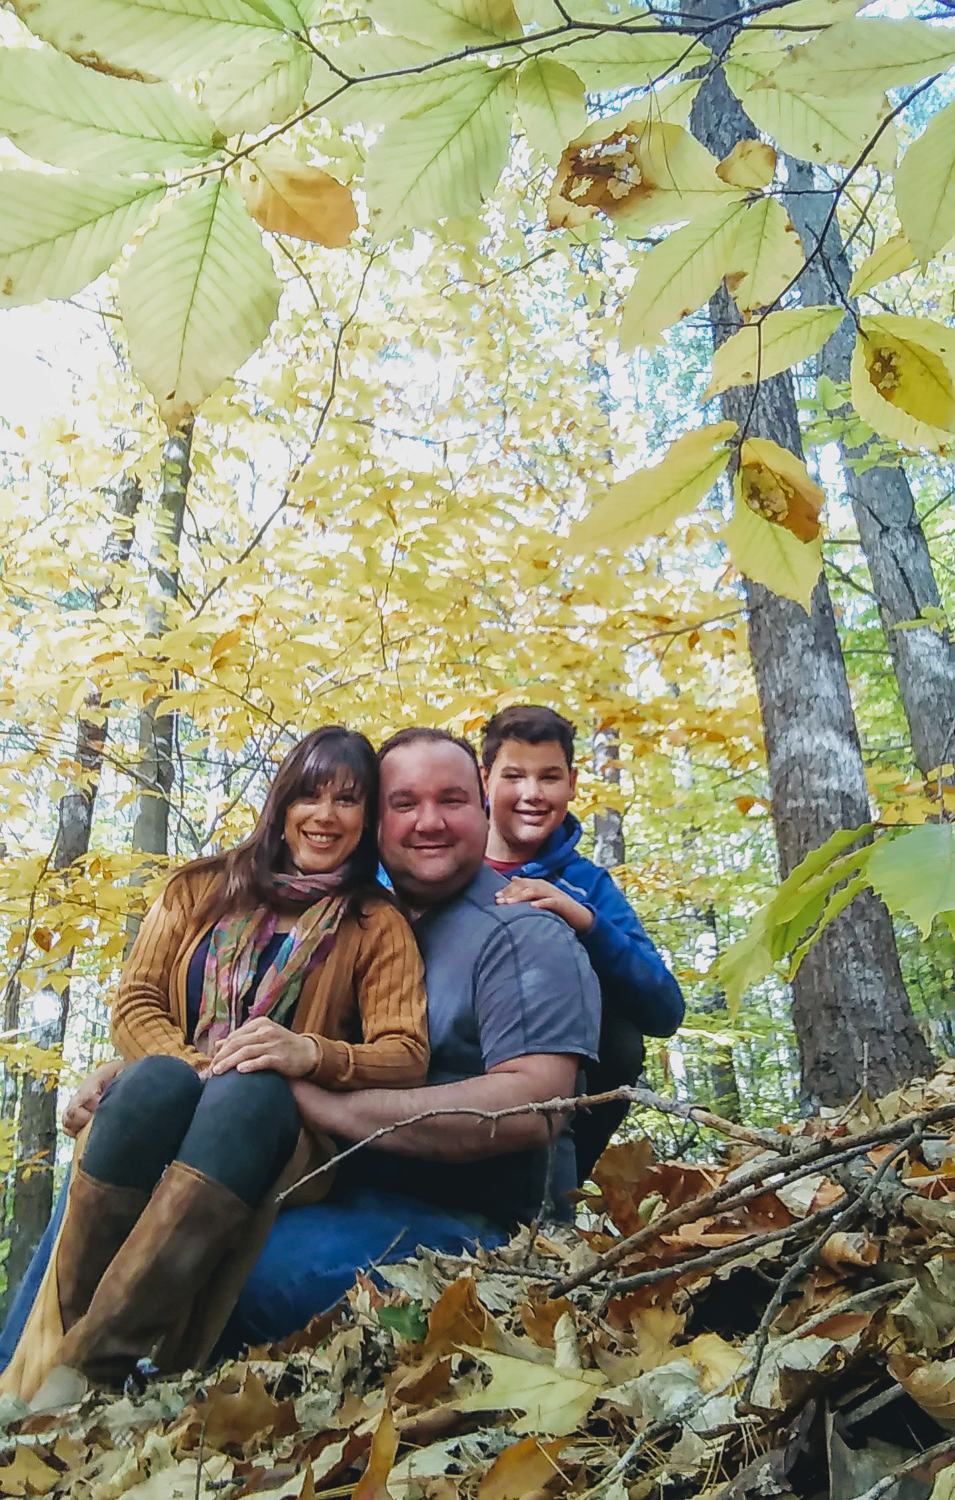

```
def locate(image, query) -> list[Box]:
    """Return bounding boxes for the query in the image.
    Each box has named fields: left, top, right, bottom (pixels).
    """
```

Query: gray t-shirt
left=342, top=866, right=600, bottom=1227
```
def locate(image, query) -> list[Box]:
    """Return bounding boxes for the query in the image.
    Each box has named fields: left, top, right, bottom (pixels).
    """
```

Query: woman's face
left=283, top=778, right=366, bottom=875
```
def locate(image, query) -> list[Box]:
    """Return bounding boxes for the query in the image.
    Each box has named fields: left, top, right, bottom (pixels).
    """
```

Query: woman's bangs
left=295, top=738, right=374, bottom=804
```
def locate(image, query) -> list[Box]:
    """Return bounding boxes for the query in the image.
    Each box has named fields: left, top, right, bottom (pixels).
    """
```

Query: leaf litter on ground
left=6, top=1063, right=955, bottom=1498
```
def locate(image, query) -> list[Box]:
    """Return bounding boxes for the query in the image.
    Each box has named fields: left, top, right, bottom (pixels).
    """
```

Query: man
left=223, top=728, right=600, bottom=1345
left=2, top=729, right=600, bottom=1362
left=481, top=705, right=684, bottom=1183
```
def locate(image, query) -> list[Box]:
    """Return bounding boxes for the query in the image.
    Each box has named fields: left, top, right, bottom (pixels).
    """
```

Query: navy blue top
left=185, top=931, right=288, bottom=1044
left=340, top=865, right=601, bottom=1228
left=513, top=813, right=684, bottom=1041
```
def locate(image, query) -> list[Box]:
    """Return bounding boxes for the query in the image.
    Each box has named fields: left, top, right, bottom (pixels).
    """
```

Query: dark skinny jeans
left=82, top=1055, right=301, bottom=1205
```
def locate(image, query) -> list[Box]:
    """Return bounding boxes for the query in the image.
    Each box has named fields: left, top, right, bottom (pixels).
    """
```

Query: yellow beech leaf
left=569, top=421, right=737, bottom=552
left=548, top=117, right=740, bottom=235
left=764, top=18, right=955, bottom=94
left=703, top=306, right=845, bottom=400
left=716, top=139, right=777, bottom=189
left=896, top=96, right=955, bottom=267
left=849, top=234, right=917, bottom=297
left=240, top=150, right=358, bottom=247
left=723, top=495, right=823, bottom=611
left=852, top=314, right=955, bottom=445
left=725, top=198, right=804, bottom=314
left=477, top=1437, right=567, bottom=1500
left=739, top=84, right=897, bottom=173
left=737, top=437, right=826, bottom=542
left=458, top=1347, right=608, bottom=1435
left=619, top=199, right=749, bottom=350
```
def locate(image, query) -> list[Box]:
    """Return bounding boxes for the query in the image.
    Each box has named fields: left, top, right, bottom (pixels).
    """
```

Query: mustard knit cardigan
left=0, top=867, right=428, bottom=1400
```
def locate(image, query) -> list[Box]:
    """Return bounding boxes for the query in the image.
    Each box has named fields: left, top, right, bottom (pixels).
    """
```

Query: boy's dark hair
left=378, top=726, right=483, bottom=797
left=481, top=706, right=576, bottom=771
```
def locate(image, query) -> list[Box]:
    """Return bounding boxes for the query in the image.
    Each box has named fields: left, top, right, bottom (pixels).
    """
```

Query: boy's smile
left=483, top=738, right=577, bottom=862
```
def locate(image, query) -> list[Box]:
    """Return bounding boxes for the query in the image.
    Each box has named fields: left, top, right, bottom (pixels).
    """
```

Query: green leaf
left=896, top=96, right=955, bottom=268
left=569, top=421, right=737, bottom=552
left=722, top=494, right=823, bottom=611
left=379, top=1301, right=428, bottom=1342
left=716, top=823, right=873, bottom=1009
left=318, top=37, right=478, bottom=129
left=364, top=66, right=516, bottom=236
left=11, top=0, right=290, bottom=82
left=0, top=44, right=219, bottom=173
left=703, top=306, right=845, bottom=401
left=517, top=57, right=586, bottom=160
left=536, top=26, right=710, bottom=91
left=764, top=18, right=955, bottom=94
left=726, top=198, right=804, bottom=315
left=202, top=37, right=312, bottom=135
left=868, top=824, right=955, bottom=937
left=119, top=179, right=281, bottom=429
left=619, top=199, right=749, bottom=351
left=368, top=0, right=522, bottom=47
left=0, top=171, right=164, bottom=307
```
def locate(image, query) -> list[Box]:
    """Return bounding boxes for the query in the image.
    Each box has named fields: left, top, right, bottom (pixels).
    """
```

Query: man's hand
left=62, top=1057, right=127, bottom=1137
left=495, top=877, right=594, bottom=934
left=210, top=1017, right=320, bottom=1079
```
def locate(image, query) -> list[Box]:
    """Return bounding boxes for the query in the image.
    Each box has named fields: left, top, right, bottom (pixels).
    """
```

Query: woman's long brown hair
left=171, top=726, right=382, bottom=919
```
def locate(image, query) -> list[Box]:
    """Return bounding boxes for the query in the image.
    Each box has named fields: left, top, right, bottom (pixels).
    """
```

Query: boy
left=481, top=705, right=684, bottom=1183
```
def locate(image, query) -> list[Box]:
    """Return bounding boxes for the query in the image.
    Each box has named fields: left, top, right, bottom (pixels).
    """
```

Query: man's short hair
left=378, top=726, right=483, bottom=796
left=481, top=705, right=576, bottom=771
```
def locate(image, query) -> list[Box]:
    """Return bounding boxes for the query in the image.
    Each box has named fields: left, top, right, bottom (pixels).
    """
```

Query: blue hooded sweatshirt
left=511, top=814, right=684, bottom=1041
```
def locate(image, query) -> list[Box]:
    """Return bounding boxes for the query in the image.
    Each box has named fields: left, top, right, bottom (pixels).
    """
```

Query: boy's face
left=482, top=738, right=577, bottom=857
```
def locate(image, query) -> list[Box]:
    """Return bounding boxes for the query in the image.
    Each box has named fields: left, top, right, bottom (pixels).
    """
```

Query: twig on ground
left=554, top=1104, right=955, bottom=1297
left=738, top=1127, right=923, bottom=1411
left=852, top=1437, right=955, bottom=1500
left=601, top=1198, right=845, bottom=1303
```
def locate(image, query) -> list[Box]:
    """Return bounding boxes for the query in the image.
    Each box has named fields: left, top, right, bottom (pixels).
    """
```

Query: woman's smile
left=284, top=786, right=366, bottom=874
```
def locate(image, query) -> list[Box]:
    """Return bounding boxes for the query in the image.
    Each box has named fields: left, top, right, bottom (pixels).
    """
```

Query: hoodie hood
left=517, top=813, right=583, bottom=881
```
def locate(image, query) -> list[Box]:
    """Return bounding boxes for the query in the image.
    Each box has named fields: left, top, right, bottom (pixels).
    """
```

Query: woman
left=2, top=725, right=427, bottom=1401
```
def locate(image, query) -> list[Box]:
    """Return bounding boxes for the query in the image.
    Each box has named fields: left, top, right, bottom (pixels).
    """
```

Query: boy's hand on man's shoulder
left=494, top=876, right=594, bottom=934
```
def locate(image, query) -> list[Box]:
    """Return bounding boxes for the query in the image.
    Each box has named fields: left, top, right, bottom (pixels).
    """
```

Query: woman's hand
left=209, top=1017, right=320, bottom=1079
left=62, top=1057, right=127, bottom=1137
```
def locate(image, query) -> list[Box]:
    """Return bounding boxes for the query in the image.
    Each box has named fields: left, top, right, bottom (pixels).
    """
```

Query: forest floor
left=3, top=1066, right=955, bottom=1500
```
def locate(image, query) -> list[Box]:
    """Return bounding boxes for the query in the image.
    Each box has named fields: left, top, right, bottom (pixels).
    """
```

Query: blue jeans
left=0, top=1182, right=505, bottom=1369
left=0, top=1179, right=68, bottom=1372
left=219, top=1189, right=507, bottom=1352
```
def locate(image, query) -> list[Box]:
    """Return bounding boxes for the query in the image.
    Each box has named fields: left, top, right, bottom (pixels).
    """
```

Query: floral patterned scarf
left=192, top=869, right=349, bottom=1055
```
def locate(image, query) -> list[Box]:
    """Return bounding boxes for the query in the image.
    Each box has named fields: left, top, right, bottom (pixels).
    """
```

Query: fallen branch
left=600, top=1197, right=845, bottom=1302
left=554, top=1104, right=955, bottom=1296
left=738, top=1127, right=923, bottom=1410
left=275, top=1085, right=774, bottom=1205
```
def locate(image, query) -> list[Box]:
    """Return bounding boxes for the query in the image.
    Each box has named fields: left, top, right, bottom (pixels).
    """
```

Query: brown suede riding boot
left=55, top=1169, right=150, bottom=1331
left=54, top=1161, right=250, bottom=1388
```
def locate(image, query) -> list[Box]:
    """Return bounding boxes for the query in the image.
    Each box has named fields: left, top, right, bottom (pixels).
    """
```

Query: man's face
left=379, top=742, right=488, bottom=905
left=482, top=738, right=576, bottom=858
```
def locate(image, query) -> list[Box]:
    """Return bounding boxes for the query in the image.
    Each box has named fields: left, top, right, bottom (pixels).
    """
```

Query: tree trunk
left=3, top=1021, right=59, bottom=1307
left=593, top=726, right=626, bottom=868
left=699, top=907, right=742, bottom=1122
left=687, top=6, right=934, bottom=1108
left=783, top=157, right=955, bottom=777
left=127, top=422, right=193, bottom=949
left=1, top=475, right=146, bottom=1306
